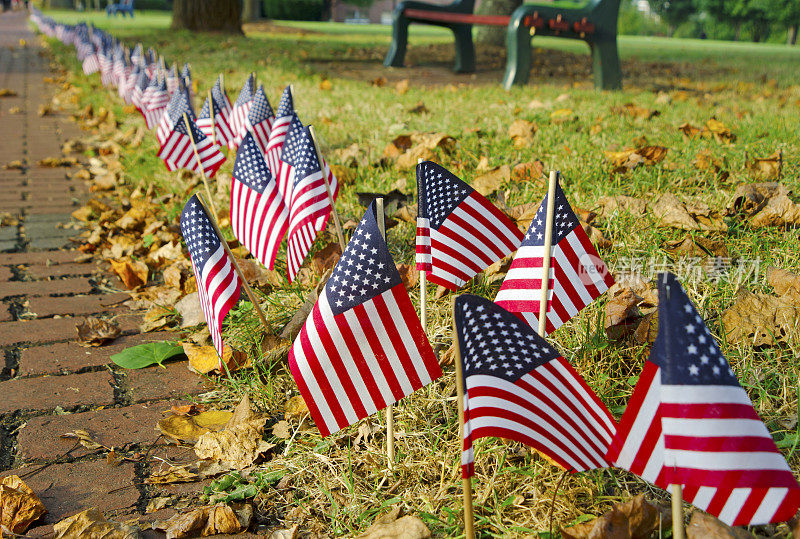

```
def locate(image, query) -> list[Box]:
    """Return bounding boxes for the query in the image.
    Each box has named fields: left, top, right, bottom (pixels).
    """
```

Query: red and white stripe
left=230, top=176, right=289, bottom=271
left=416, top=193, right=523, bottom=290
left=191, top=245, right=241, bottom=357
left=82, top=54, right=100, bottom=75
left=158, top=131, right=225, bottom=178
left=197, top=107, right=234, bottom=150
left=144, top=93, right=170, bottom=130
left=230, top=102, right=252, bottom=148
left=265, top=114, right=292, bottom=199
left=242, top=116, right=272, bottom=155
left=286, top=221, right=320, bottom=281
left=288, top=286, right=442, bottom=437
left=495, top=229, right=615, bottom=334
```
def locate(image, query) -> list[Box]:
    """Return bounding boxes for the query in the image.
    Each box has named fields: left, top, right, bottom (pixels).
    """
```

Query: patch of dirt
left=242, top=21, right=323, bottom=36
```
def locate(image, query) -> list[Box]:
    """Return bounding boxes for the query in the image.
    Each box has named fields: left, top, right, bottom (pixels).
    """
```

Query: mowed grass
left=42, top=9, right=800, bottom=537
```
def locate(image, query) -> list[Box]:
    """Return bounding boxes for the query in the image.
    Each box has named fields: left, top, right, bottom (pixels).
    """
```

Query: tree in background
left=769, top=0, right=800, bottom=44
left=648, top=0, right=695, bottom=35
left=171, top=0, right=241, bottom=32
left=700, top=0, right=771, bottom=41
left=475, top=0, right=521, bottom=45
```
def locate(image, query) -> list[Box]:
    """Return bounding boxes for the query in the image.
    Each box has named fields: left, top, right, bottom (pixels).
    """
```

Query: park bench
left=383, top=0, right=622, bottom=90
left=106, top=0, right=134, bottom=17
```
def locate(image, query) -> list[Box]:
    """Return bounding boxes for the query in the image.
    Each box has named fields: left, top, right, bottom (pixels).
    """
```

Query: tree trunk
left=242, top=0, right=260, bottom=22
left=475, top=0, right=521, bottom=46
left=171, top=0, right=242, bottom=33
left=788, top=25, right=798, bottom=45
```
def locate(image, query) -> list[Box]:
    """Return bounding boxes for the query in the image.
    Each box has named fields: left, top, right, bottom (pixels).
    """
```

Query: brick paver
left=125, top=362, right=211, bottom=403
left=27, top=291, right=129, bottom=317
left=0, top=276, right=92, bottom=298
left=21, top=261, right=97, bottom=279
left=0, top=249, right=80, bottom=265
left=0, top=370, right=115, bottom=413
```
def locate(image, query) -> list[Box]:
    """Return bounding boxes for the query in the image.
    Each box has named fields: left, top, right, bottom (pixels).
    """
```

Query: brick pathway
left=0, top=10, right=212, bottom=534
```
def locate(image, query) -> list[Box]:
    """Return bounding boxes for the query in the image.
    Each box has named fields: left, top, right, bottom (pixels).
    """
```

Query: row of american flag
left=37, top=11, right=800, bottom=530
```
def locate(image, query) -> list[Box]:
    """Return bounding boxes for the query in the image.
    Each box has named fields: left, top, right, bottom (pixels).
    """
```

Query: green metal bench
left=383, top=0, right=622, bottom=90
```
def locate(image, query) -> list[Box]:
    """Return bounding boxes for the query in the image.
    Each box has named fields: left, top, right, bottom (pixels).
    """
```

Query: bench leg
left=502, top=18, right=530, bottom=89
left=451, top=24, right=475, bottom=73
left=384, top=12, right=409, bottom=68
left=590, top=37, right=622, bottom=90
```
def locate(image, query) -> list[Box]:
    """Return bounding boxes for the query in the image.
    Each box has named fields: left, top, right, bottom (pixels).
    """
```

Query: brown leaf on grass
left=110, top=258, right=148, bottom=289
left=473, top=164, right=511, bottom=196
left=146, top=465, right=199, bottom=485
left=746, top=151, right=782, bottom=181
left=285, top=395, right=310, bottom=421
left=53, top=507, right=140, bottom=539
left=663, top=235, right=729, bottom=258
left=605, top=287, right=645, bottom=341
left=311, top=243, right=342, bottom=275
left=0, top=475, right=47, bottom=534
left=686, top=510, right=754, bottom=538
left=37, top=156, right=77, bottom=167
left=194, top=395, right=273, bottom=469
left=561, top=494, right=670, bottom=539
left=154, top=503, right=243, bottom=539
left=370, top=76, right=387, bottom=87
left=508, top=119, right=537, bottom=147
left=595, top=195, right=648, bottom=219
left=633, top=310, right=659, bottom=345
left=511, top=160, right=546, bottom=184
left=721, top=289, right=800, bottom=347
left=613, top=103, right=659, bottom=120
left=333, top=143, right=364, bottom=168
left=394, top=204, right=417, bottom=223
left=319, top=79, right=332, bottom=91
left=651, top=193, right=726, bottom=232
left=76, top=317, right=121, bottom=346
left=727, top=182, right=789, bottom=217
left=384, top=133, right=456, bottom=170
left=396, top=263, right=419, bottom=290
left=693, top=150, right=727, bottom=176
left=184, top=343, right=249, bottom=375
left=158, top=410, right=233, bottom=444
left=408, top=101, right=429, bottom=114
left=705, top=118, right=736, bottom=143
left=605, top=145, right=667, bottom=174
left=272, top=420, right=292, bottom=439
left=485, top=254, right=514, bottom=284
left=748, top=194, right=800, bottom=228
left=767, top=267, right=800, bottom=297
left=395, top=78, right=410, bottom=95
left=678, top=122, right=702, bottom=139
left=356, top=506, right=431, bottom=539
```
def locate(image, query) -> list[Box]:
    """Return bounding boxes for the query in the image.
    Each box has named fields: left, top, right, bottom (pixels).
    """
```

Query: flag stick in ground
left=375, top=196, right=395, bottom=469
left=452, top=296, right=476, bottom=539
left=537, top=171, right=558, bottom=337
left=307, top=125, right=345, bottom=251
left=207, top=89, right=217, bottom=147
left=183, top=112, right=218, bottom=218
left=672, top=484, right=685, bottom=539
left=417, top=158, right=427, bottom=334
left=195, top=192, right=271, bottom=334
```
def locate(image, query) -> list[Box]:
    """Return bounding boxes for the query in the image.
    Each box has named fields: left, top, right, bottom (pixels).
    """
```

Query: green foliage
left=110, top=341, right=185, bottom=369
left=201, top=469, right=287, bottom=503
left=648, top=0, right=696, bottom=30
left=262, top=0, right=323, bottom=21
left=618, top=2, right=669, bottom=36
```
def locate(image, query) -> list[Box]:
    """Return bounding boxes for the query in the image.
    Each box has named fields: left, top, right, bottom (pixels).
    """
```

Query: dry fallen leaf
left=722, top=288, right=800, bottom=347
left=561, top=494, right=670, bottom=539
left=613, top=102, right=659, bottom=120
left=511, top=160, right=546, bottom=185
left=285, top=395, right=310, bottom=421
left=272, top=420, right=292, bottom=439
left=37, top=156, right=77, bottom=167
left=175, top=292, right=204, bottom=328
left=472, top=164, right=511, bottom=196
left=146, top=464, right=199, bottom=485
left=319, top=79, right=332, bottom=91
left=158, top=410, right=233, bottom=444
left=508, top=119, right=537, bottom=147
left=356, top=506, right=431, bottom=539
left=663, top=235, right=729, bottom=258
left=685, top=510, right=754, bottom=539
left=0, top=475, right=47, bottom=534
left=746, top=151, right=782, bottom=181
left=311, top=243, right=342, bottom=275
left=154, top=503, right=244, bottom=539
left=76, top=317, right=121, bottom=346
left=184, top=342, right=249, bottom=375
left=110, top=258, right=149, bottom=289
left=0, top=88, right=18, bottom=97
left=651, top=193, right=726, bottom=232
left=396, top=263, right=419, bottom=290
left=395, top=78, right=409, bottom=95
left=53, top=507, right=140, bottom=539
left=705, top=118, right=736, bottom=143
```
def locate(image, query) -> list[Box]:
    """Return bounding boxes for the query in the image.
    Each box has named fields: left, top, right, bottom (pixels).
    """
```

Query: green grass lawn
left=41, top=8, right=800, bottom=538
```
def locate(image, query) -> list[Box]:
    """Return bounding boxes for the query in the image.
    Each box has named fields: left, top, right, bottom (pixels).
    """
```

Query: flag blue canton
left=521, top=179, right=580, bottom=248
left=166, top=83, right=194, bottom=123
left=325, top=202, right=401, bottom=315
left=290, top=127, right=321, bottom=187
left=211, top=77, right=227, bottom=108
left=653, top=272, right=737, bottom=386
left=275, top=86, right=294, bottom=118
left=135, top=70, right=149, bottom=91
left=181, top=63, right=191, bottom=81
left=180, top=195, right=222, bottom=269
left=455, top=295, right=559, bottom=382
left=279, top=114, right=306, bottom=167
left=417, top=161, right=472, bottom=229
left=235, top=74, right=255, bottom=106
left=233, top=134, right=273, bottom=193
left=248, top=85, right=274, bottom=123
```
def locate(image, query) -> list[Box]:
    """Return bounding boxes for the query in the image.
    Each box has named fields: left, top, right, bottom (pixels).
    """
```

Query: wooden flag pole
left=537, top=171, right=558, bottom=338
left=196, top=192, right=270, bottom=333
left=183, top=113, right=218, bottom=219
left=307, top=125, right=346, bottom=252
left=452, top=297, right=476, bottom=539
left=208, top=89, right=217, bottom=147
left=418, top=158, right=427, bottom=334
left=376, top=197, right=394, bottom=470
left=671, top=484, right=685, bottom=539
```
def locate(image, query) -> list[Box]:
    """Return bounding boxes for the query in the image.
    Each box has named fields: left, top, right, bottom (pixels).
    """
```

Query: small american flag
left=288, top=201, right=442, bottom=437
left=111, top=46, right=126, bottom=88
left=179, top=195, right=241, bottom=357
left=281, top=122, right=339, bottom=281
left=166, top=64, right=179, bottom=95
left=197, top=76, right=234, bottom=150
left=495, top=177, right=614, bottom=334
left=181, top=63, right=194, bottom=103
left=81, top=43, right=100, bottom=75
left=130, top=69, right=150, bottom=112
left=230, top=133, right=289, bottom=270
left=99, top=45, right=114, bottom=87
left=239, top=84, right=274, bottom=153
left=119, top=64, right=140, bottom=105
left=137, top=69, right=159, bottom=110
left=455, top=294, right=616, bottom=477
left=157, top=81, right=194, bottom=146
left=606, top=272, right=800, bottom=526
left=158, top=115, right=225, bottom=178
left=266, top=86, right=295, bottom=201
left=230, top=74, right=255, bottom=149
left=143, top=77, right=170, bottom=130
left=416, top=161, right=523, bottom=290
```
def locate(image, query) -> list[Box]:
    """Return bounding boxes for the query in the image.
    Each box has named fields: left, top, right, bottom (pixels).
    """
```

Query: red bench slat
left=404, top=9, right=511, bottom=26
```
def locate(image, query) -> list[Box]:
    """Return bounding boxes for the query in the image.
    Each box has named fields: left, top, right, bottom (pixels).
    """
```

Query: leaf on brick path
left=612, top=102, right=660, bottom=120
left=170, top=403, right=208, bottom=416
left=156, top=503, right=244, bottom=539
left=146, top=464, right=199, bottom=485
left=0, top=88, right=18, bottom=97
left=53, top=507, right=141, bottom=539
left=508, top=119, right=537, bottom=147
left=184, top=343, right=249, bottom=375
left=686, top=510, right=754, bottom=539
left=396, top=263, right=419, bottom=290
left=0, top=211, right=18, bottom=227
left=0, top=475, right=47, bottom=534
left=268, top=524, right=299, bottom=539
left=158, top=410, right=233, bottom=444
left=311, top=243, right=342, bottom=275
left=285, top=395, right=310, bottom=421
left=146, top=496, right=172, bottom=514
left=473, top=164, right=511, bottom=196
left=111, top=341, right=185, bottom=370
left=511, top=160, right=546, bottom=185
left=194, top=394, right=272, bottom=469
left=8, top=106, right=22, bottom=114
left=140, top=304, right=173, bottom=333
left=408, top=101, right=429, bottom=114
left=3, top=160, right=23, bottom=170
left=61, top=429, right=107, bottom=451
left=705, top=118, right=736, bottom=143
left=76, top=317, right=121, bottom=347
left=272, top=420, right=292, bottom=439
left=663, top=235, right=729, bottom=258
left=356, top=506, right=431, bottom=539
left=90, top=172, right=118, bottom=192
left=37, top=156, right=77, bottom=167
left=651, top=193, right=727, bottom=232
left=746, top=151, right=782, bottom=181
left=561, top=494, right=670, bottom=539
left=110, top=258, right=149, bottom=289
left=175, top=292, right=203, bottom=329
left=38, top=104, right=54, bottom=117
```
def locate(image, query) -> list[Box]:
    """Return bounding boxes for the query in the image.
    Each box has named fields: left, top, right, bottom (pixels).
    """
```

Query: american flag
left=166, top=64, right=179, bottom=95
left=281, top=122, right=339, bottom=281
left=143, top=77, right=170, bottom=130
left=117, top=62, right=138, bottom=103
left=158, top=115, right=226, bottom=178
left=179, top=195, right=241, bottom=358
left=288, top=201, right=442, bottom=437
left=98, top=45, right=113, bottom=87
left=111, top=47, right=127, bottom=88
left=81, top=43, right=100, bottom=75
left=157, top=81, right=194, bottom=146
left=416, top=161, right=523, bottom=290
left=606, top=272, right=800, bottom=526
left=266, top=86, right=295, bottom=202
left=239, top=84, right=274, bottom=153
left=230, top=133, right=289, bottom=271
left=455, top=294, right=616, bottom=477
left=230, top=74, right=255, bottom=149
left=130, top=69, right=150, bottom=112
left=495, top=177, right=614, bottom=335
left=275, top=113, right=303, bottom=207
left=181, top=63, right=194, bottom=103
left=197, top=76, right=234, bottom=150
left=137, top=69, right=158, bottom=109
